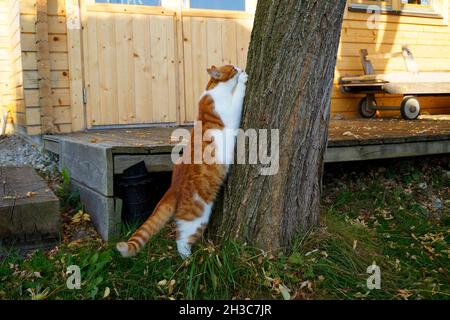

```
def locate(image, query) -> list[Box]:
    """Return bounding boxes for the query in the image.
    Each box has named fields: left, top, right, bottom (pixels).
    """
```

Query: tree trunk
left=210, top=0, right=346, bottom=252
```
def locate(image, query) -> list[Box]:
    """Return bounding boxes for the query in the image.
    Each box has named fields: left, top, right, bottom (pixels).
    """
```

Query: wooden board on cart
left=340, top=72, right=450, bottom=95
left=339, top=47, right=450, bottom=120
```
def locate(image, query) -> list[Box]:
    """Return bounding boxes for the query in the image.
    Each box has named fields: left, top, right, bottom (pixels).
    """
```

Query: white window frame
left=349, top=0, right=448, bottom=18
left=182, top=0, right=256, bottom=14
left=94, top=0, right=162, bottom=6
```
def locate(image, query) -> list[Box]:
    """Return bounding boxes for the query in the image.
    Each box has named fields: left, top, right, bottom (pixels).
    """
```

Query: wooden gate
left=80, top=0, right=254, bottom=128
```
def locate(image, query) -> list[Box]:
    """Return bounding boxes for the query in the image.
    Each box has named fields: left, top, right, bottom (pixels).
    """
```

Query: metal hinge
left=83, top=87, right=87, bottom=104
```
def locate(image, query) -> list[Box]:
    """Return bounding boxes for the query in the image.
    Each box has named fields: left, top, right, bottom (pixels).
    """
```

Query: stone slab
left=0, top=166, right=60, bottom=248
left=71, top=179, right=122, bottom=241
left=60, top=139, right=114, bottom=196
left=114, top=154, right=174, bottom=174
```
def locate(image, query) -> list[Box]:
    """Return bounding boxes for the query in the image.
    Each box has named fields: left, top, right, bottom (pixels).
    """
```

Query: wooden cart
left=339, top=47, right=450, bottom=120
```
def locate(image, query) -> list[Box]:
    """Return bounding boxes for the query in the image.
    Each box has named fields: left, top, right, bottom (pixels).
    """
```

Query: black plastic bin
left=116, top=161, right=153, bottom=225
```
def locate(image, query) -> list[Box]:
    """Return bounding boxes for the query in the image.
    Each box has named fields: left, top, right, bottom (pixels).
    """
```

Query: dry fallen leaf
left=26, top=191, right=37, bottom=198
left=157, top=279, right=168, bottom=287
left=300, top=281, right=311, bottom=290
left=71, top=210, right=91, bottom=224
left=343, top=131, right=362, bottom=139
left=278, top=284, right=291, bottom=300
left=27, top=288, right=50, bottom=300
left=168, top=280, right=176, bottom=295
left=103, top=287, right=110, bottom=299
left=397, top=289, right=413, bottom=300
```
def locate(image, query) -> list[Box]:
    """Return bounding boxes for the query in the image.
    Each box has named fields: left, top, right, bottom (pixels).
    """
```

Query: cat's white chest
left=211, top=92, right=242, bottom=129
left=204, top=86, right=244, bottom=165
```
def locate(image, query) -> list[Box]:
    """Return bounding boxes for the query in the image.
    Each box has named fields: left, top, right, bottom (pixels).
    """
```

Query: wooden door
left=81, top=1, right=179, bottom=128
left=80, top=0, right=255, bottom=127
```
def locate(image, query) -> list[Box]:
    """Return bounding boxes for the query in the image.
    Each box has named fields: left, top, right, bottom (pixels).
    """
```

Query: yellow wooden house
left=3, top=0, right=449, bottom=240
left=0, top=0, right=449, bottom=136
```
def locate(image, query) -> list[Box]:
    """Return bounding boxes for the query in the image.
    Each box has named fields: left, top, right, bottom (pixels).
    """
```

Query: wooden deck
left=44, top=117, right=450, bottom=165
left=325, top=117, right=450, bottom=162
left=328, top=117, right=450, bottom=146
left=44, top=116, right=450, bottom=177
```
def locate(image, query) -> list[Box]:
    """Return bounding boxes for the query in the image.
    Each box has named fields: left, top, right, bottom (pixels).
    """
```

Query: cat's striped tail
left=116, top=191, right=176, bottom=257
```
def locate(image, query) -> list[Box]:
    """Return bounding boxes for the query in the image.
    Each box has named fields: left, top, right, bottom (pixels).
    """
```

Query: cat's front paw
left=238, top=72, right=248, bottom=85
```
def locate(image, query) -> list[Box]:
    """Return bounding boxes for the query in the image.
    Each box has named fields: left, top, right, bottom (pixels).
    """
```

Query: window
left=402, top=0, right=432, bottom=6
left=189, top=0, right=246, bottom=11
left=350, top=0, right=393, bottom=10
left=95, top=0, right=161, bottom=5
left=400, top=0, right=434, bottom=13
left=350, top=0, right=444, bottom=16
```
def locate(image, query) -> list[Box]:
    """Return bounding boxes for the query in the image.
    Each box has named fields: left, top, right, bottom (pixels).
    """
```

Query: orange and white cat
left=117, top=65, right=248, bottom=259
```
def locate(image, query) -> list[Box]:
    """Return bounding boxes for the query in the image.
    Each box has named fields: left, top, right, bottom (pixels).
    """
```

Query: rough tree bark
left=210, top=0, right=347, bottom=252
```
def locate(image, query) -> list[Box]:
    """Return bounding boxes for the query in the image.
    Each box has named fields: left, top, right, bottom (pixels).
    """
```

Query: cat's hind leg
left=176, top=202, right=213, bottom=259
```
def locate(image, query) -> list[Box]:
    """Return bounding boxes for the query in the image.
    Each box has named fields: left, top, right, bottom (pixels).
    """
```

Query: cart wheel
left=358, top=97, right=377, bottom=118
left=401, top=96, right=420, bottom=120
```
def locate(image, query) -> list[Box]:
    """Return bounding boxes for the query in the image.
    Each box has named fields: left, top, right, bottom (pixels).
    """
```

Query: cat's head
left=206, top=65, right=242, bottom=90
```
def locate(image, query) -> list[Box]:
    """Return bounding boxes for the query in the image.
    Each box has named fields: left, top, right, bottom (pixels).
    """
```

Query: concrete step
left=0, top=166, right=60, bottom=251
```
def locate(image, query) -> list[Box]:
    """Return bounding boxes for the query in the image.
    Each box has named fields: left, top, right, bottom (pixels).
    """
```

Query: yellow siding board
left=21, top=15, right=67, bottom=34
left=53, top=105, right=71, bottom=124
left=23, top=70, right=69, bottom=89
left=21, top=0, right=66, bottom=16
left=52, top=88, right=70, bottom=106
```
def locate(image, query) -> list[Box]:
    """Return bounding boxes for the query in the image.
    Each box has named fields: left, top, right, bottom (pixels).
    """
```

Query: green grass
left=0, top=156, right=449, bottom=300
left=54, top=167, right=82, bottom=212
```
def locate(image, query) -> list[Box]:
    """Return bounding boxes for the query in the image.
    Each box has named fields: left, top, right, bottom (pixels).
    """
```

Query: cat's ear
left=207, top=66, right=222, bottom=80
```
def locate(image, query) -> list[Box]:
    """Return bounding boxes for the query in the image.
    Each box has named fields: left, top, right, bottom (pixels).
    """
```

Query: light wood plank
left=86, top=12, right=100, bottom=126
left=36, top=0, right=55, bottom=133
left=97, top=12, right=118, bottom=125
left=236, top=19, right=252, bottom=69
left=22, top=15, right=68, bottom=34
left=182, top=16, right=193, bottom=122
left=66, top=0, right=85, bottom=131
left=115, top=13, right=135, bottom=124
left=164, top=15, right=177, bottom=122
left=206, top=18, right=223, bottom=68
left=23, top=70, right=69, bottom=89
left=150, top=15, right=169, bottom=122
left=173, top=0, right=185, bottom=124
left=132, top=14, right=153, bottom=124
left=190, top=17, right=207, bottom=121
left=221, top=19, right=237, bottom=65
